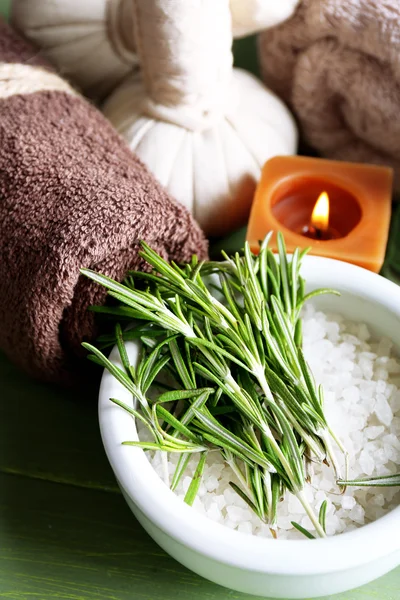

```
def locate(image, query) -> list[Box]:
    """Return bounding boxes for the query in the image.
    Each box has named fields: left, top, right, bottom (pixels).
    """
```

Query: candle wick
left=315, top=228, right=322, bottom=240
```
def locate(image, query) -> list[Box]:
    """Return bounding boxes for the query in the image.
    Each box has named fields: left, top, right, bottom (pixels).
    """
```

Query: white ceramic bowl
left=99, top=256, right=400, bottom=599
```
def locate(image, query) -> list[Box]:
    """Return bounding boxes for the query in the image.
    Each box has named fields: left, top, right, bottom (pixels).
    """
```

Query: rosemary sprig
left=338, top=474, right=400, bottom=487
left=82, top=233, right=346, bottom=538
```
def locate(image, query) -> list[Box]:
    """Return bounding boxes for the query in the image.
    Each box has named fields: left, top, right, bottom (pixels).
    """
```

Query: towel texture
left=0, top=21, right=207, bottom=384
left=259, top=0, right=400, bottom=189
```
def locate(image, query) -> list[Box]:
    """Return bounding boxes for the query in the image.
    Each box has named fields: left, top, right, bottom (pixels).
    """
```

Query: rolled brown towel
left=259, top=0, right=400, bottom=189
left=0, top=20, right=207, bottom=384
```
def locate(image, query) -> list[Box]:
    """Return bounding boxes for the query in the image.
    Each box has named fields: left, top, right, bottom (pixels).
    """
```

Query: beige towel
left=259, top=0, right=400, bottom=189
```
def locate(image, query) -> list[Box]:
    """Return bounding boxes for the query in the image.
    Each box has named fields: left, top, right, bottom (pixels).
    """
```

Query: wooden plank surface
left=0, top=353, right=117, bottom=493
left=1, top=468, right=399, bottom=600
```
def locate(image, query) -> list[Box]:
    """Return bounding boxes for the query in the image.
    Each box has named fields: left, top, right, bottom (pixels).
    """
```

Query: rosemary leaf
left=156, top=405, right=199, bottom=443
left=171, top=453, right=191, bottom=491
left=291, top=521, right=316, bottom=540
left=184, top=452, right=208, bottom=506
left=229, top=482, right=262, bottom=519
left=319, top=500, right=328, bottom=533
left=122, top=441, right=206, bottom=453
left=338, top=474, right=400, bottom=487
left=157, top=388, right=214, bottom=403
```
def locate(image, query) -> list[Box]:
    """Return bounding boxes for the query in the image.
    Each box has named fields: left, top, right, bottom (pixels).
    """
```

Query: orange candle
left=246, top=156, right=393, bottom=272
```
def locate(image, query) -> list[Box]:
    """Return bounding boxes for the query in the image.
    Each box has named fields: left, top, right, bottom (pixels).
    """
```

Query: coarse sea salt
left=138, top=304, right=400, bottom=539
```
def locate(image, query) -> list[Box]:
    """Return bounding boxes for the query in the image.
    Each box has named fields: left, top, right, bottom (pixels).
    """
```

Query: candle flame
left=311, top=191, right=330, bottom=232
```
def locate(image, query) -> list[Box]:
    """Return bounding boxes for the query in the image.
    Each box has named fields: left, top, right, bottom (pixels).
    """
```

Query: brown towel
left=0, top=21, right=207, bottom=384
left=259, top=0, right=400, bottom=189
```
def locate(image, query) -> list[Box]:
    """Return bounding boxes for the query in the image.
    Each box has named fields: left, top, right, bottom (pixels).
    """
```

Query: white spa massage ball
left=102, top=0, right=298, bottom=236
left=103, top=68, right=297, bottom=236
left=11, top=0, right=138, bottom=100
left=13, top=0, right=298, bottom=235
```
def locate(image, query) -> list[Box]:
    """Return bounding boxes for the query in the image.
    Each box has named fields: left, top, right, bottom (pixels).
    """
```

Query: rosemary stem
left=321, top=430, right=345, bottom=484
left=279, top=401, right=325, bottom=461
left=255, top=369, right=275, bottom=403
left=296, top=489, right=326, bottom=538
left=263, top=470, right=274, bottom=523
left=262, top=424, right=300, bottom=493
left=328, top=426, right=349, bottom=483
left=161, top=451, right=170, bottom=487
left=226, top=455, right=256, bottom=504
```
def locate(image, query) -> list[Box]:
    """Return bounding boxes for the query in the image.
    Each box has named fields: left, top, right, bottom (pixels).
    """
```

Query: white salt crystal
left=376, top=380, right=387, bottom=394
left=359, top=450, right=375, bottom=476
left=384, top=433, right=400, bottom=450
left=341, top=496, right=356, bottom=510
left=215, top=495, right=226, bottom=510
left=342, top=385, right=360, bottom=404
left=182, top=476, right=192, bottom=493
left=223, top=488, right=237, bottom=505
left=350, top=430, right=364, bottom=453
left=325, top=515, right=340, bottom=536
left=390, top=392, right=400, bottom=412
left=388, top=359, right=400, bottom=374
left=360, top=351, right=377, bottom=360
left=277, top=515, right=294, bottom=530
left=351, top=365, right=363, bottom=379
left=226, top=506, right=244, bottom=523
left=224, top=519, right=237, bottom=530
left=326, top=322, right=340, bottom=342
left=315, top=491, right=328, bottom=508
left=383, top=444, right=400, bottom=462
left=377, top=338, right=393, bottom=357
left=238, top=521, right=253, bottom=535
left=192, top=497, right=206, bottom=515
left=375, top=368, right=389, bottom=381
left=205, top=476, right=219, bottom=492
left=303, top=486, right=315, bottom=502
left=374, top=395, right=393, bottom=426
left=360, top=359, right=373, bottom=380
left=288, top=494, right=306, bottom=514
left=376, top=465, right=392, bottom=477
left=197, top=483, right=207, bottom=497
left=371, top=494, right=385, bottom=507
left=204, top=495, right=216, bottom=511
left=365, top=426, right=384, bottom=440
left=390, top=417, right=400, bottom=435
left=350, top=505, right=365, bottom=524
left=207, top=503, right=222, bottom=522
left=241, top=508, right=254, bottom=521
left=304, top=319, right=326, bottom=342
left=301, top=516, right=314, bottom=530
left=359, top=380, right=376, bottom=399
left=319, top=478, right=334, bottom=492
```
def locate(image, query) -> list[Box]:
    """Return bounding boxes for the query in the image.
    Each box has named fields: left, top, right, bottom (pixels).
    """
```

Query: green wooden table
left=1, top=1, right=400, bottom=596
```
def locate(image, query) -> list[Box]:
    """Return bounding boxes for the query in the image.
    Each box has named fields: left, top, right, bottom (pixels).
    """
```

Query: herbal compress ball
left=13, top=0, right=298, bottom=236
left=102, top=0, right=298, bottom=236
left=0, top=20, right=207, bottom=383
left=12, top=0, right=138, bottom=100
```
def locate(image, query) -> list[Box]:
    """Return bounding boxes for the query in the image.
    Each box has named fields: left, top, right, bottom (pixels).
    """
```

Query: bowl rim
left=98, top=255, right=400, bottom=576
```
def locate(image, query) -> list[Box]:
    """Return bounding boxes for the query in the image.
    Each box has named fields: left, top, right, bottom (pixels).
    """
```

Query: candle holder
left=246, top=156, right=393, bottom=272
